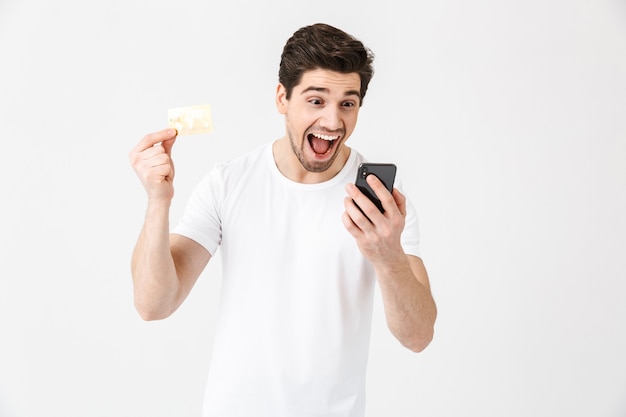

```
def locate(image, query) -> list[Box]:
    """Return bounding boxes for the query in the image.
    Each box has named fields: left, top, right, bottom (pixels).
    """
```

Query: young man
left=129, top=23, right=436, bottom=417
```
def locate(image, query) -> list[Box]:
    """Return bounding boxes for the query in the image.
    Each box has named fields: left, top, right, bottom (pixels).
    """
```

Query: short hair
left=278, top=23, right=375, bottom=105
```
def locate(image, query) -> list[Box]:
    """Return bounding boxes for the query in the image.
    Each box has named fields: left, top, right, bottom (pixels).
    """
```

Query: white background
left=1, top=0, right=625, bottom=416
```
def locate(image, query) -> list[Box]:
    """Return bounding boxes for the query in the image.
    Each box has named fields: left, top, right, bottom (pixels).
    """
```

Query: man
left=129, top=23, right=436, bottom=417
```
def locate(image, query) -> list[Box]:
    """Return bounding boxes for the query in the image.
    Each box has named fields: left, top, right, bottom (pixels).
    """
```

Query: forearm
left=374, top=255, right=437, bottom=352
left=131, top=200, right=180, bottom=320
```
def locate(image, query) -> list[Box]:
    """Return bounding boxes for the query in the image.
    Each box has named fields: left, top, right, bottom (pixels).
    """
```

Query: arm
left=343, top=175, right=437, bottom=352
left=371, top=253, right=436, bottom=352
left=129, top=129, right=211, bottom=321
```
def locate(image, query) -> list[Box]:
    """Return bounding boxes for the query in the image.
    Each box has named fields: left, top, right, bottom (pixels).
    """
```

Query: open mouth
left=308, top=133, right=339, bottom=156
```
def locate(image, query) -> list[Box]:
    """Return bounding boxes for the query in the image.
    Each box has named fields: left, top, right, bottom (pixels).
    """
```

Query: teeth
left=312, top=133, right=338, bottom=141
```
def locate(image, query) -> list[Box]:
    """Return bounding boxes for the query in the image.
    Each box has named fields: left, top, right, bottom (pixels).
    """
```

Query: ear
left=275, top=83, right=288, bottom=115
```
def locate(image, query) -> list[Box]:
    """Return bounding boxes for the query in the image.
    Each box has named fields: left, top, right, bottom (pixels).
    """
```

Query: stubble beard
left=288, top=129, right=341, bottom=173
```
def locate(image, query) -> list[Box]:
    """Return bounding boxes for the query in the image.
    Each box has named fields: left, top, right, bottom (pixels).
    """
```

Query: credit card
left=167, top=104, right=213, bottom=135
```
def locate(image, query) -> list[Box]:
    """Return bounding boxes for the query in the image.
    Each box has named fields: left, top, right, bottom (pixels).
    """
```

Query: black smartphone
left=354, top=162, right=397, bottom=213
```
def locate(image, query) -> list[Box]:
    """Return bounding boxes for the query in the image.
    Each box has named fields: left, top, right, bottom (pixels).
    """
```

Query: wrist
left=146, top=197, right=172, bottom=215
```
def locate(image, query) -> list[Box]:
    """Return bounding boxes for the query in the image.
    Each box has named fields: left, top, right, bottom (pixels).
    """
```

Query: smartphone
left=354, top=162, right=397, bottom=213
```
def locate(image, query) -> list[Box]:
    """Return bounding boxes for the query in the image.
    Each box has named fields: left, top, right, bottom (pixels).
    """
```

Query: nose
left=319, top=106, right=342, bottom=131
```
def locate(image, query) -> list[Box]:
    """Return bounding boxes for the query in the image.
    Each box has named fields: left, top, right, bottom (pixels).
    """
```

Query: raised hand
left=129, top=128, right=178, bottom=202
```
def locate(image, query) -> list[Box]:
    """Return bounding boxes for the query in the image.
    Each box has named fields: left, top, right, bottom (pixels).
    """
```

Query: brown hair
left=278, top=23, right=375, bottom=105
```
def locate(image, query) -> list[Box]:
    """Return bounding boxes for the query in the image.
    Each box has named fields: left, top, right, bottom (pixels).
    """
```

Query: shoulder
left=203, top=142, right=271, bottom=185
left=193, top=142, right=272, bottom=204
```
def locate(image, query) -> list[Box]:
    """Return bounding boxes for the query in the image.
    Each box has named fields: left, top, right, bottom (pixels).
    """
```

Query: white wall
left=1, top=0, right=625, bottom=416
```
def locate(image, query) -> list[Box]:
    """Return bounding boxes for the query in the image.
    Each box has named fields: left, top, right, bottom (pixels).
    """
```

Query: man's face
left=276, top=69, right=362, bottom=173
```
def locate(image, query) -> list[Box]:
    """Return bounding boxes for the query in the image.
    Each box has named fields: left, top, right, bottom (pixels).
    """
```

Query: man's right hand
left=129, top=128, right=178, bottom=202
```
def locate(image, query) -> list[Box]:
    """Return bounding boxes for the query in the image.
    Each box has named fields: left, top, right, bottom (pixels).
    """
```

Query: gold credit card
left=167, top=104, right=213, bottom=135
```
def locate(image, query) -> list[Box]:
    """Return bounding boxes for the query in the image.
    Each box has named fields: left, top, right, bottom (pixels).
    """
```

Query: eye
left=342, top=101, right=357, bottom=108
left=309, top=98, right=323, bottom=105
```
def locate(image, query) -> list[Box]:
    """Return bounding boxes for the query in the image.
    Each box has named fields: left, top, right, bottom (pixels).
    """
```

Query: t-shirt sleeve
left=171, top=167, right=224, bottom=256
left=395, top=176, right=421, bottom=258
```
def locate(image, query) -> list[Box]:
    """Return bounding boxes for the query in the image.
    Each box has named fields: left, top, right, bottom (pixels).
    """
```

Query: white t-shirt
left=173, top=143, right=421, bottom=417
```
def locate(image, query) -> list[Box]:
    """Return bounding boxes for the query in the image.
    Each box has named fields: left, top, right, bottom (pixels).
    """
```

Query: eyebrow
left=301, top=86, right=362, bottom=100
